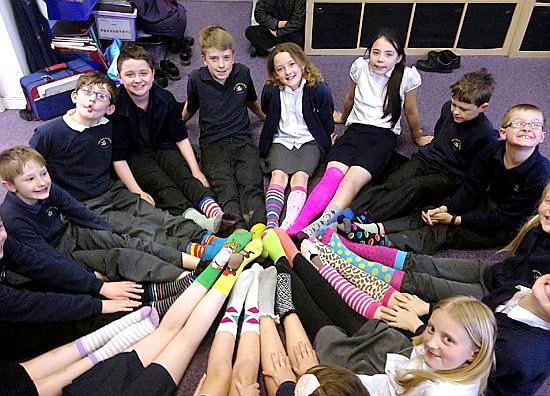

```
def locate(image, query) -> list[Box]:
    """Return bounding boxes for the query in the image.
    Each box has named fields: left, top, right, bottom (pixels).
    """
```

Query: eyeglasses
left=79, top=86, right=111, bottom=102
left=504, top=119, right=544, bottom=130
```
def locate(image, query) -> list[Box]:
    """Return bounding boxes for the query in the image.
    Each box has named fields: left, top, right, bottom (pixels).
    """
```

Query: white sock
left=184, top=208, right=222, bottom=233
left=216, top=269, right=254, bottom=337
left=258, top=266, right=277, bottom=319
left=241, top=264, right=263, bottom=334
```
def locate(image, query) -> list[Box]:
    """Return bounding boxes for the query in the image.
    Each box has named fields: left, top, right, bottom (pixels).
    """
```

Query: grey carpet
left=0, top=0, right=549, bottom=394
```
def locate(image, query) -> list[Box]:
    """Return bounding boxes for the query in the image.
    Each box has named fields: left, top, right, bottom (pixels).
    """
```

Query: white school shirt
left=346, top=57, right=421, bottom=136
left=357, top=345, right=482, bottom=396
left=272, top=79, right=315, bottom=149
left=496, top=285, right=550, bottom=330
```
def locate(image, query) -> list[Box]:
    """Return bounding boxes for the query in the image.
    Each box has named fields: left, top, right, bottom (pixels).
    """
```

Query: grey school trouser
left=400, top=253, right=492, bottom=302
left=56, top=223, right=184, bottom=282
left=83, top=181, right=203, bottom=250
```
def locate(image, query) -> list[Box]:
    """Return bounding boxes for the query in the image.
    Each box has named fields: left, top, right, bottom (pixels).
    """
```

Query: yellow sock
left=250, top=223, right=266, bottom=239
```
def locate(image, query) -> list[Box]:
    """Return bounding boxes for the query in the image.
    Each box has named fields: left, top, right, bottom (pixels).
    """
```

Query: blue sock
left=320, top=208, right=355, bottom=236
left=203, top=238, right=227, bottom=261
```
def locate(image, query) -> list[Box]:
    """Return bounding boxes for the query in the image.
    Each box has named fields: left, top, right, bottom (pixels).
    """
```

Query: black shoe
left=160, top=60, right=181, bottom=80
left=183, top=35, right=194, bottom=47
left=154, top=67, right=169, bottom=87
left=428, top=50, right=460, bottom=69
left=179, top=47, right=192, bottom=66
left=416, top=56, right=453, bottom=73
left=250, top=45, right=257, bottom=57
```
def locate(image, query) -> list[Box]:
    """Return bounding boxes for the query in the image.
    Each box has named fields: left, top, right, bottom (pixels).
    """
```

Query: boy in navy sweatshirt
left=349, top=69, right=498, bottom=223
left=0, top=146, right=200, bottom=282
left=29, top=71, right=220, bottom=241
left=380, top=104, right=550, bottom=254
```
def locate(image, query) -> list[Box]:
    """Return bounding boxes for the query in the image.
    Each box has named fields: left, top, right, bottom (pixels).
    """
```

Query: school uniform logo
left=451, top=139, right=462, bottom=151
left=234, top=83, right=247, bottom=94
left=513, top=184, right=520, bottom=193
left=97, top=137, right=112, bottom=148
left=46, top=206, right=58, bottom=217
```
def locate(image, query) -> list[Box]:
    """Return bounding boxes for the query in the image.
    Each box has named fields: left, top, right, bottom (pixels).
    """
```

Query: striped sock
left=186, top=242, right=205, bottom=258
left=142, top=273, right=194, bottom=301
left=88, top=309, right=159, bottom=365
left=75, top=307, right=152, bottom=357
left=280, top=186, right=306, bottom=231
left=241, top=264, right=262, bottom=334
left=265, top=183, right=286, bottom=229
left=202, top=233, right=221, bottom=245
left=217, top=269, right=254, bottom=337
left=199, top=196, right=223, bottom=218
left=149, top=296, right=177, bottom=318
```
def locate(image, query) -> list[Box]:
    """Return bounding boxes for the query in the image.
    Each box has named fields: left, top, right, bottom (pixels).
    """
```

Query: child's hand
left=138, top=191, right=156, bottom=206
left=101, top=299, right=141, bottom=314
left=292, top=342, right=319, bottom=376
left=235, top=381, right=260, bottom=396
left=333, top=110, right=344, bottom=124
left=100, top=281, right=143, bottom=301
left=192, top=170, right=210, bottom=187
left=421, top=205, right=448, bottom=226
left=263, top=351, right=296, bottom=386
left=270, top=29, right=277, bottom=36
left=379, top=305, right=424, bottom=333
left=192, top=373, right=207, bottom=396
left=414, top=135, right=434, bottom=146
left=391, top=293, right=430, bottom=316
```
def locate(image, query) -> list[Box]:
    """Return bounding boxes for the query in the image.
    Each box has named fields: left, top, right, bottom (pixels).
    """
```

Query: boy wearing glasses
left=378, top=104, right=550, bottom=254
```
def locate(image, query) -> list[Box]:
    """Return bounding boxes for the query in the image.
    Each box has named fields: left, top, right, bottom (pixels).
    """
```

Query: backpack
left=132, top=0, right=187, bottom=38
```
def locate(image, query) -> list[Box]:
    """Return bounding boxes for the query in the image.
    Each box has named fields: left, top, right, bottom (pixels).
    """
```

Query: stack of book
left=51, top=18, right=107, bottom=71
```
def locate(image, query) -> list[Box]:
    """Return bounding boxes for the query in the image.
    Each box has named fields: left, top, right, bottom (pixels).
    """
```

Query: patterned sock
left=265, top=183, right=286, bottom=230
left=297, top=203, right=341, bottom=240
left=274, top=262, right=296, bottom=320
left=195, top=247, right=232, bottom=289
left=286, top=167, right=345, bottom=236
left=241, top=264, right=262, bottom=334
left=186, top=242, right=205, bottom=258
left=318, top=265, right=382, bottom=319
left=280, top=186, right=306, bottom=231
left=224, top=230, right=253, bottom=254
left=262, top=229, right=286, bottom=263
left=339, top=216, right=383, bottom=235
left=199, top=196, right=223, bottom=218
left=258, top=265, right=277, bottom=318
left=354, top=209, right=375, bottom=224
left=323, top=231, right=403, bottom=288
left=88, top=309, right=159, bottom=365
left=184, top=208, right=222, bottom=233
left=299, top=238, right=320, bottom=263
left=203, top=238, right=228, bottom=261
left=75, top=307, right=152, bottom=357
left=250, top=223, right=266, bottom=239
left=201, top=232, right=220, bottom=245
left=141, top=273, right=194, bottom=302
left=216, top=269, right=254, bottom=337
left=322, top=227, right=406, bottom=270
left=337, top=220, right=388, bottom=246
left=212, top=239, right=262, bottom=296
left=148, top=295, right=177, bottom=318
left=273, top=227, right=299, bottom=264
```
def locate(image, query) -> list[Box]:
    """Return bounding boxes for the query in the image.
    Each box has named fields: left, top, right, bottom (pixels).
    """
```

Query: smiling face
left=499, top=109, right=546, bottom=149
left=118, top=58, right=155, bottom=99
left=2, top=161, right=51, bottom=205
left=368, top=36, right=402, bottom=75
left=538, top=189, right=550, bottom=234
left=273, top=51, right=304, bottom=91
left=70, top=83, right=115, bottom=126
left=422, top=309, right=477, bottom=371
left=202, top=47, right=235, bottom=85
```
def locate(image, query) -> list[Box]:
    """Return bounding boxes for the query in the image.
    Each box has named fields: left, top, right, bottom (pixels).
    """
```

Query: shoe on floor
left=427, top=49, right=460, bottom=69
left=416, top=56, right=453, bottom=73
left=159, top=59, right=181, bottom=80
left=250, top=45, right=257, bottom=57
left=179, top=47, right=192, bottom=66
left=154, top=67, right=168, bottom=87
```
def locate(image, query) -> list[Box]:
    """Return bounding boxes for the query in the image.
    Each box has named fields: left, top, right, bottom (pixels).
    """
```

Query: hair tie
left=294, top=373, right=321, bottom=396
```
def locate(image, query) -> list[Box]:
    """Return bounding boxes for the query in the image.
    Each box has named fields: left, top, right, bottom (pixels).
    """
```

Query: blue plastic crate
left=44, top=0, right=98, bottom=21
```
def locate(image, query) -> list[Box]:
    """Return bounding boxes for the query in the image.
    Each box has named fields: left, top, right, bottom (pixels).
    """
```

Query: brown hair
left=75, top=71, right=117, bottom=104
left=500, top=103, right=545, bottom=129
left=0, top=145, right=47, bottom=182
left=395, top=296, right=496, bottom=394
left=450, top=68, right=495, bottom=106
left=305, top=365, right=370, bottom=396
left=198, top=25, right=234, bottom=54
left=265, top=42, right=323, bottom=87
left=116, top=44, right=154, bottom=73
left=501, top=180, right=550, bottom=254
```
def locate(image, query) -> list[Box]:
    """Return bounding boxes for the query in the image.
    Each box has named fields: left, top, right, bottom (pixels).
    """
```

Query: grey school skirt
left=263, top=141, right=322, bottom=176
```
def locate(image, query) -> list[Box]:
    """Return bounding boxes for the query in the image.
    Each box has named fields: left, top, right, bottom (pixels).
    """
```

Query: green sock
left=250, top=223, right=266, bottom=239
left=224, top=230, right=252, bottom=253
left=262, top=229, right=286, bottom=263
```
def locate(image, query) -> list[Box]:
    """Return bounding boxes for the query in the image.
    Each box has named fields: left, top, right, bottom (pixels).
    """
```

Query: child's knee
left=270, top=170, right=288, bottom=185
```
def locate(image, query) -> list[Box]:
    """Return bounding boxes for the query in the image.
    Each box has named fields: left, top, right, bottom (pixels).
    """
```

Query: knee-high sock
left=265, top=183, right=286, bottom=230
left=199, top=196, right=223, bottom=218
left=286, top=167, right=345, bottom=236
left=298, top=203, right=341, bottom=239
left=274, top=227, right=299, bottom=264
left=280, top=186, right=307, bottom=231
left=322, top=227, right=406, bottom=270
left=317, top=264, right=382, bottom=319
left=216, top=268, right=254, bottom=337
left=141, top=273, right=194, bottom=301
left=337, top=221, right=389, bottom=246
left=241, top=264, right=263, bottom=334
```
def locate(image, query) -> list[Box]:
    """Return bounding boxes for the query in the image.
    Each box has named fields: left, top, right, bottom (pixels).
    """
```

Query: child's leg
left=33, top=356, right=94, bottom=396
left=21, top=342, right=83, bottom=382
left=265, top=170, right=288, bottom=230
left=282, top=314, right=319, bottom=375
left=298, top=166, right=372, bottom=239
left=280, top=172, right=308, bottom=231
left=260, top=316, right=289, bottom=396
left=286, top=163, right=347, bottom=236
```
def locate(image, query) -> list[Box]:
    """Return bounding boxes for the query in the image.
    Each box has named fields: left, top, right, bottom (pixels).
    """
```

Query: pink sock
left=286, top=167, right=345, bottom=236
left=322, top=227, right=407, bottom=270
left=280, top=186, right=307, bottom=231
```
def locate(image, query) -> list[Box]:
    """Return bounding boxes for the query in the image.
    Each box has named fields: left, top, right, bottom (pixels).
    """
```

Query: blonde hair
left=265, top=42, right=323, bottom=88
left=0, top=145, right=46, bottom=183
left=500, top=103, right=545, bottom=129
left=199, top=25, right=233, bottom=54
left=500, top=181, right=550, bottom=254
left=395, top=296, right=496, bottom=394
left=305, top=365, right=370, bottom=396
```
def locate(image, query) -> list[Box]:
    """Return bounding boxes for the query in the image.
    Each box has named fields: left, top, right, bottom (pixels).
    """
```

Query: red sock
left=199, top=196, right=223, bottom=218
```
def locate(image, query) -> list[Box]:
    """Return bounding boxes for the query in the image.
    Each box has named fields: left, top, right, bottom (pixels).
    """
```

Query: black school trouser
left=244, top=25, right=304, bottom=53
left=128, top=149, right=214, bottom=216
left=350, top=155, right=460, bottom=222
left=384, top=212, right=516, bottom=255
left=201, top=137, right=266, bottom=228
